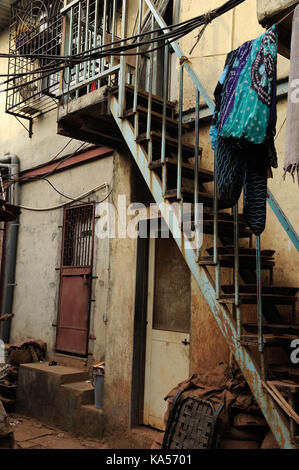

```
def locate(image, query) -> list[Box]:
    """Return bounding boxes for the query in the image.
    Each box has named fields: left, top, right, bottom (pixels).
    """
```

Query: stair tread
left=207, top=246, right=275, bottom=257
left=221, top=285, right=298, bottom=295
left=137, top=131, right=196, bottom=157
left=202, top=223, right=252, bottom=238
left=244, top=323, right=299, bottom=331
left=267, top=380, right=299, bottom=391
left=61, top=381, right=94, bottom=392
left=270, top=365, right=299, bottom=375
left=241, top=333, right=298, bottom=344
left=121, top=83, right=176, bottom=108
left=124, top=106, right=189, bottom=130
left=220, top=293, right=296, bottom=305
left=199, top=255, right=275, bottom=266
left=164, top=188, right=216, bottom=206
left=149, top=158, right=213, bottom=183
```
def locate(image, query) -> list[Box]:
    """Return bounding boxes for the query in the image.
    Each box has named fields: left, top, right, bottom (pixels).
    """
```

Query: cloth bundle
left=210, top=26, right=278, bottom=235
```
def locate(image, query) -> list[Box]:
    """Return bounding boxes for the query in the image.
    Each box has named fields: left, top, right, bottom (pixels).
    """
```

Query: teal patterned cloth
left=219, top=26, right=277, bottom=145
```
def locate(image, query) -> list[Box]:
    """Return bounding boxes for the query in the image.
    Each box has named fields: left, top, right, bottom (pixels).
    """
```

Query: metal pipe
left=194, top=89, right=200, bottom=260
left=133, top=0, right=143, bottom=113
left=0, top=155, right=20, bottom=344
left=146, top=15, right=154, bottom=164
left=83, top=0, right=90, bottom=85
left=103, top=183, right=110, bottom=324
left=214, top=151, right=220, bottom=299
left=256, top=234, right=265, bottom=377
left=119, top=0, right=127, bottom=117
left=161, top=42, right=169, bottom=196
left=234, top=204, right=241, bottom=339
left=177, top=64, right=183, bottom=200
left=93, top=0, right=100, bottom=81
left=75, top=2, right=82, bottom=99
left=101, top=0, right=108, bottom=79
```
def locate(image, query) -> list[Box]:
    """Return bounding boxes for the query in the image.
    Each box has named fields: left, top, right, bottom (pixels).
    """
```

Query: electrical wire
left=41, top=177, right=112, bottom=205
left=19, top=141, right=89, bottom=184
left=0, top=0, right=246, bottom=91
left=16, top=182, right=113, bottom=212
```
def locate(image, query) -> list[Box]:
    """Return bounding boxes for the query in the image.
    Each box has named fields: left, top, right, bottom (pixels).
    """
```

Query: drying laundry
left=284, top=4, right=299, bottom=184
left=210, top=26, right=278, bottom=235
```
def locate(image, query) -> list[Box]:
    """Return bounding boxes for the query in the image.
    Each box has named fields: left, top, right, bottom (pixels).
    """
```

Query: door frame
left=131, top=221, right=149, bottom=427
left=131, top=220, right=191, bottom=428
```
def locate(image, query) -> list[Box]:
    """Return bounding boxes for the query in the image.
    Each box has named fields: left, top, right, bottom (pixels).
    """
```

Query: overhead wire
left=15, top=182, right=113, bottom=212
left=0, top=0, right=246, bottom=91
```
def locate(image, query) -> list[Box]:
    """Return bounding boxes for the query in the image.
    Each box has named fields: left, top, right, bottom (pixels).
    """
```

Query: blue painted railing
left=267, top=189, right=299, bottom=251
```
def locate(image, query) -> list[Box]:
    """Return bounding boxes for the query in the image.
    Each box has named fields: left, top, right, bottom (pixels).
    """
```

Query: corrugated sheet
left=0, top=0, right=14, bottom=32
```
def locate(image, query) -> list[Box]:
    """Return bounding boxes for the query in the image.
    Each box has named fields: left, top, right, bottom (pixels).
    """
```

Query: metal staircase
left=109, top=1, right=299, bottom=448
left=59, top=0, right=299, bottom=448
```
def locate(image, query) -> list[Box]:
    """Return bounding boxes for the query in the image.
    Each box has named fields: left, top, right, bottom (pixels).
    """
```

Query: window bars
left=6, top=0, right=64, bottom=119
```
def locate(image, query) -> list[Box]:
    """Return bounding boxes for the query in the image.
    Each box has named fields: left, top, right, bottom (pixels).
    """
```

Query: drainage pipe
left=0, top=155, right=20, bottom=344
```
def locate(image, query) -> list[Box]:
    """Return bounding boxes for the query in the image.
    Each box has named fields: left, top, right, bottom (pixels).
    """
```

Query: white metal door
left=143, top=237, right=190, bottom=431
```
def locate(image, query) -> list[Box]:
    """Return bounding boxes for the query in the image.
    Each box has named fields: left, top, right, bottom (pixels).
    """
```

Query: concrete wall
left=10, top=155, right=114, bottom=357
left=103, top=150, right=137, bottom=431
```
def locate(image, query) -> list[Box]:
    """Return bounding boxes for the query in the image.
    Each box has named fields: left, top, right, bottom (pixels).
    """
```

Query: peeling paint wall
left=103, top=150, right=137, bottom=431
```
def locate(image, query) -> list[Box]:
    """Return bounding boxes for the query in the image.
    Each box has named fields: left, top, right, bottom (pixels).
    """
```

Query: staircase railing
left=267, top=188, right=299, bottom=252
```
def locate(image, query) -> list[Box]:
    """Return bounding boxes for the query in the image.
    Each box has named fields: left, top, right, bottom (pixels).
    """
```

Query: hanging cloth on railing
left=219, top=25, right=278, bottom=153
left=210, top=26, right=278, bottom=236
left=284, top=4, right=299, bottom=185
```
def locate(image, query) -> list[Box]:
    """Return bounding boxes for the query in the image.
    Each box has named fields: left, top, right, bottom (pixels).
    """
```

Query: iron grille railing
left=6, top=0, right=64, bottom=119
left=62, top=203, right=94, bottom=268
left=60, top=0, right=136, bottom=101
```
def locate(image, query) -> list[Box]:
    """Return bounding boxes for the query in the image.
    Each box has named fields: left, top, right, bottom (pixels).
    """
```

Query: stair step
left=220, top=293, right=296, bottom=305
left=124, top=106, right=189, bottom=132
left=149, top=158, right=212, bottom=183
left=187, top=220, right=252, bottom=239
left=243, top=323, right=299, bottom=335
left=198, top=255, right=275, bottom=269
left=164, top=188, right=215, bottom=206
left=266, top=380, right=299, bottom=396
left=61, top=381, right=94, bottom=405
left=202, top=221, right=252, bottom=238
left=221, top=285, right=298, bottom=296
left=207, top=246, right=275, bottom=258
left=240, top=333, right=298, bottom=346
left=137, top=131, right=196, bottom=159
left=269, top=365, right=299, bottom=384
left=111, top=83, right=176, bottom=112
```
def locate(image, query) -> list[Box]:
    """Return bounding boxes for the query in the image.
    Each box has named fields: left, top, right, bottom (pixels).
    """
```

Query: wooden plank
left=263, top=381, right=299, bottom=425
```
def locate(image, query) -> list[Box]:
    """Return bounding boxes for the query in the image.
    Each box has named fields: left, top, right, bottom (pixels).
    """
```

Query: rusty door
left=56, top=203, right=95, bottom=356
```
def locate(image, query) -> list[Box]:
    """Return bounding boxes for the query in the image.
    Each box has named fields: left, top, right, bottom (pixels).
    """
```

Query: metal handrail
left=267, top=188, right=299, bottom=252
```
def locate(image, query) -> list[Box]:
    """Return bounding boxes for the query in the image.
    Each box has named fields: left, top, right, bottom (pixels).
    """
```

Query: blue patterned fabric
left=209, top=29, right=278, bottom=236
left=219, top=26, right=278, bottom=145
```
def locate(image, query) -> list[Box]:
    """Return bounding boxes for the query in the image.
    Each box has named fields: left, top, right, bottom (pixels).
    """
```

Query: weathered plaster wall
left=103, top=150, right=137, bottom=431
left=10, top=156, right=114, bottom=357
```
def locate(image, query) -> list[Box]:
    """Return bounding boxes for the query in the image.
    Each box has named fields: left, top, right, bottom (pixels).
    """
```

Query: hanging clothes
left=284, top=4, right=299, bottom=184
left=210, top=26, right=278, bottom=236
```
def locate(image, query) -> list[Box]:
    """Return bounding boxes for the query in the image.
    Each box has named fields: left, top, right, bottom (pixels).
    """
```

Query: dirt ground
left=7, top=414, right=161, bottom=449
